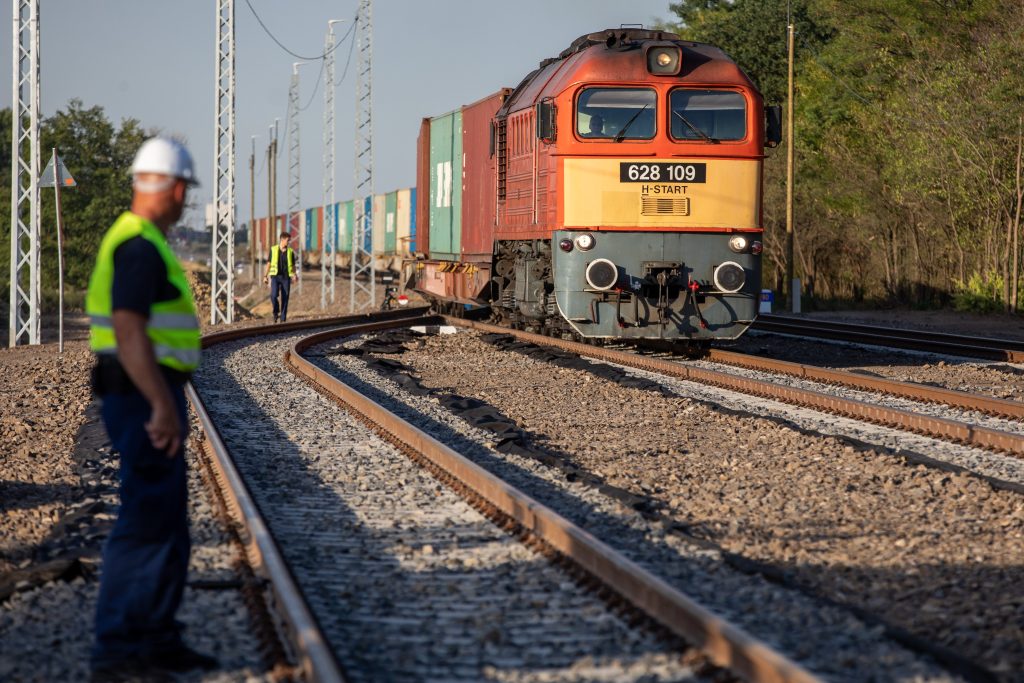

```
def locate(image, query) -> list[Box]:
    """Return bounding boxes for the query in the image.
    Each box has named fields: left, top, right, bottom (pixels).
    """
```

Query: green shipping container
left=428, top=110, right=462, bottom=259
left=337, top=200, right=354, bottom=253
left=385, top=191, right=398, bottom=254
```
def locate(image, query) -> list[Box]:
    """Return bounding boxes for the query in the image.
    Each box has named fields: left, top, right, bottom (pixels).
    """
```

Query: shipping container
left=372, top=193, right=387, bottom=255
left=409, top=187, right=418, bottom=252
left=428, top=110, right=462, bottom=259
left=384, top=190, right=398, bottom=254
left=396, top=188, right=412, bottom=254
left=337, top=200, right=354, bottom=254
left=415, top=119, right=431, bottom=256
left=460, top=90, right=509, bottom=260
left=304, top=208, right=316, bottom=252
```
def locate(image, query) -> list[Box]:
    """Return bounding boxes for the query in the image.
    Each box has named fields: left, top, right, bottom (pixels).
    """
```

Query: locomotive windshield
left=669, top=90, right=746, bottom=142
left=576, top=88, right=656, bottom=140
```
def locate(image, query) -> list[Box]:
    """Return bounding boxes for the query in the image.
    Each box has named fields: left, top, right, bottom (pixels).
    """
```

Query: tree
left=1, top=100, right=150, bottom=308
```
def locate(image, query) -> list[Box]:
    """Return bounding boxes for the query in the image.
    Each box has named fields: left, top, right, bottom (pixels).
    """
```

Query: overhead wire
left=244, top=0, right=350, bottom=60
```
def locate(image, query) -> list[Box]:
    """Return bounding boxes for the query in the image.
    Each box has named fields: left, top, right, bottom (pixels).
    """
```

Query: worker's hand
left=146, top=400, right=182, bottom=457
left=291, top=275, right=297, bottom=283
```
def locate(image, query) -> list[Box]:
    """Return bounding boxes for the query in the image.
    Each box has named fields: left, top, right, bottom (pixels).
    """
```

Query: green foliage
left=953, top=271, right=1006, bottom=313
left=1, top=100, right=150, bottom=309
left=660, top=0, right=1024, bottom=310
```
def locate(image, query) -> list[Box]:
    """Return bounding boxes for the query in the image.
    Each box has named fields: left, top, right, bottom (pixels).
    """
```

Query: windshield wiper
left=614, top=104, right=650, bottom=142
left=672, top=110, right=718, bottom=143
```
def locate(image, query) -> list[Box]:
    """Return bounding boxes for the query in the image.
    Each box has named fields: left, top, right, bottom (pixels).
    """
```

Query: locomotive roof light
left=728, top=235, right=748, bottom=253
left=586, top=258, right=620, bottom=291
left=575, top=233, right=596, bottom=250
left=646, top=44, right=682, bottom=76
left=713, top=262, right=746, bottom=293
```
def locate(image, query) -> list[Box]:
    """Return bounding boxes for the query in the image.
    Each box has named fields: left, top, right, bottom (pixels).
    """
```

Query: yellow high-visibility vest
left=268, top=246, right=295, bottom=277
left=85, top=212, right=200, bottom=372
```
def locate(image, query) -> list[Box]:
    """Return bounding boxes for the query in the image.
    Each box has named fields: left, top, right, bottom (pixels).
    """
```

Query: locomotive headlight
left=558, top=238, right=574, bottom=252
left=575, top=233, right=595, bottom=251
left=750, top=240, right=763, bottom=255
left=585, top=258, right=620, bottom=291
left=647, top=45, right=681, bottom=75
left=713, top=262, right=746, bottom=293
left=728, top=235, right=749, bottom=253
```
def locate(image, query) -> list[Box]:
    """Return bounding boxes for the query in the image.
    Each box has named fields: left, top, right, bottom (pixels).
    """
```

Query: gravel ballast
left=194, top=331, right=711, bottom=683
left=310, top=331, right=962, bottom=682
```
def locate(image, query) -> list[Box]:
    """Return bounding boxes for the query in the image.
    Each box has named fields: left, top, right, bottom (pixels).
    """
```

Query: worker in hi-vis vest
left=85, top=138, right=217, bottom=678
left=264, top=231, right=297, bottom=322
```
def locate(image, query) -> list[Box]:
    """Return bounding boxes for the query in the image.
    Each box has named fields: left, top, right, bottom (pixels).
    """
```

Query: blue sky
left=1, top=1, right=675, bottom=228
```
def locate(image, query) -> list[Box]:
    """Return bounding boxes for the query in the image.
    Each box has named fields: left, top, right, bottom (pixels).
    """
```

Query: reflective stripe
left=153, top=345, right=201, bottom=366
left=150, top=312, right=199, bottom=329
left=90, top=313, right=197, bottom=329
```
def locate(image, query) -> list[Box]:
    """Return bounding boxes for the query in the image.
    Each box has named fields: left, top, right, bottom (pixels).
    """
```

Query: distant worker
left=585, top=114, right=606, bottom=137
left=86, top=137, right=217, bottom=680
left=264, top=231, right=297, bottom=323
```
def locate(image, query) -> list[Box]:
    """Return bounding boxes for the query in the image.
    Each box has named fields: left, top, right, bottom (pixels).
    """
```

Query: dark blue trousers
left=92, top=384, right=190, bottom=667
left=270, top=275, right=291, bottom=321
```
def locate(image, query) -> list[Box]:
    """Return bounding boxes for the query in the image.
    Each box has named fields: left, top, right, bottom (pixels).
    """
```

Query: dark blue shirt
left=111, top=236, right=180, bottom=316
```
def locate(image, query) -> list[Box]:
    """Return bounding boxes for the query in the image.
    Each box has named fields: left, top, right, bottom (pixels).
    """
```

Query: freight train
left=407, top=28, right=780, bottom=342
left=252, top=188, right=417, bottom=275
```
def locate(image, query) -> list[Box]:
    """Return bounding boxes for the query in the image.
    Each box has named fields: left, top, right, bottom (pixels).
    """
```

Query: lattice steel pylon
left=287, top=62, right=303, bottom=293
left=321, top=20, right=343, bottom=309
left=350, top=0, right=374, bottom=312
left=211, top=0, right=236, bottom=325
left=9, top=0, right=41, bottom=346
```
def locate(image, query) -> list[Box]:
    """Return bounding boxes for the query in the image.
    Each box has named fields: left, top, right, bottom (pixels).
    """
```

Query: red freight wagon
left=460, top=90, right=511, bottom=260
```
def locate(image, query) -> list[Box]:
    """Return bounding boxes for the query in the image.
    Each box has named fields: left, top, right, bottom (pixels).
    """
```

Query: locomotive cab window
left=576, top=88, right=656, bottom=141
left=670, top=90, right=746, bottom=142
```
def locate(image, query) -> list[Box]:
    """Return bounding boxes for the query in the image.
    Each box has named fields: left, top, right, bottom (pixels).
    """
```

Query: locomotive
left=407, top=28, right=780, bottom=342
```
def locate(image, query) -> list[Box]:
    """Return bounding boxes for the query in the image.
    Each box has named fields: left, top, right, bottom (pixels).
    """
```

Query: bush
left=952, top=271, right=1005, bottom=313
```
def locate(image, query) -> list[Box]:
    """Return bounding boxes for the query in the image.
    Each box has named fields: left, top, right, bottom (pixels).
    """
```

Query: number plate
left=619, top=162, right=706, bottom=183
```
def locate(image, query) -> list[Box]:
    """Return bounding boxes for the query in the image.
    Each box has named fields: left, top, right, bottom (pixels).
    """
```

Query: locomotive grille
left=641, top=195, right=690, bottom=216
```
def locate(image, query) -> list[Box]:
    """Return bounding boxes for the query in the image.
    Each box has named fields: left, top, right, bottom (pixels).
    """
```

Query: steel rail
left=186, top=381, right=346, bottom=683
left=186, top=309, right=426, bottom=682
left=288, top=326, right=823, bottom=683
left=447, top=318, right=1024, bottom=457
left=706, top=348, right=1024, bottom=420
left=752, top=315, right=1024, bottom=362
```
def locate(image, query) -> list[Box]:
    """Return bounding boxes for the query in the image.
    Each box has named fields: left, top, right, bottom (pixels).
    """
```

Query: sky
left=1, top=0, right=675, bottom=229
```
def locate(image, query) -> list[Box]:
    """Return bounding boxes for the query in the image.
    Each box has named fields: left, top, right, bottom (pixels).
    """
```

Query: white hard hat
left=131, top=137, right=199, bottom=186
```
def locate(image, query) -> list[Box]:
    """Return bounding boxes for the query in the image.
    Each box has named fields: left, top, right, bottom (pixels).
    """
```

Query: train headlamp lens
left=575, top=233, right=595, bottom=251
left=713, top=261, right=746, bottom=293
left=558, top=238, right=574, bottom=252
left=750, top=241, right=763, bottom=255
left=647, top=46, right=681, bottom=75
left=585, top=258, right=619, bottom=291
left=728, top=236, right=748, bottom=253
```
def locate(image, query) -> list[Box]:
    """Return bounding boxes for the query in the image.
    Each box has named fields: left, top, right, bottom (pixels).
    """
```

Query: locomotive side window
left=669, top=90, right=746, bottom=142
left=576, top=88, right=656, bottom=141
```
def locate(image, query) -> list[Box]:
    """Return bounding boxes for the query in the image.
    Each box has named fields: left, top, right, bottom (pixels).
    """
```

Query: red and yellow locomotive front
left=413, top=29, right=771, bottom=341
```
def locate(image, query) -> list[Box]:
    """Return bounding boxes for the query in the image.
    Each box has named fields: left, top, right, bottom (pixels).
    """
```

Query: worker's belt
left=91, top=355, right=191, bottom=396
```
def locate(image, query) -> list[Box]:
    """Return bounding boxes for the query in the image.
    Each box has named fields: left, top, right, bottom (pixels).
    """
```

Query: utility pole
left=785, top=20, right=798, bottom=313
left=250, top=135, right=257, bottom=283
left=351, top=0, right=375, bottom=312
left=287, top=62, right=304, bottom=293
left=9, top=0, right=41, bottom=346
left=268, top=120, right=278, bottom=289
left=212, top=0, right=236, bottom=325
left=322, top=19, right=344, bottom=309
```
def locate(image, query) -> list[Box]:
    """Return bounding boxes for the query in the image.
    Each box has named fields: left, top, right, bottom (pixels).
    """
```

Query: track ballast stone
left=194, top=331, right=710, bottom=683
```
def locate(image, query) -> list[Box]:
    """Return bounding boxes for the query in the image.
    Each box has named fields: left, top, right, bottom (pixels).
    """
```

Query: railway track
left=187, top=312, right=827, bottom=683
left=325, top=321, right=1015, bottom=683
left=451, top=318, right=1024, bottom=461
left=752, top=314, right=1024, bottom=363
